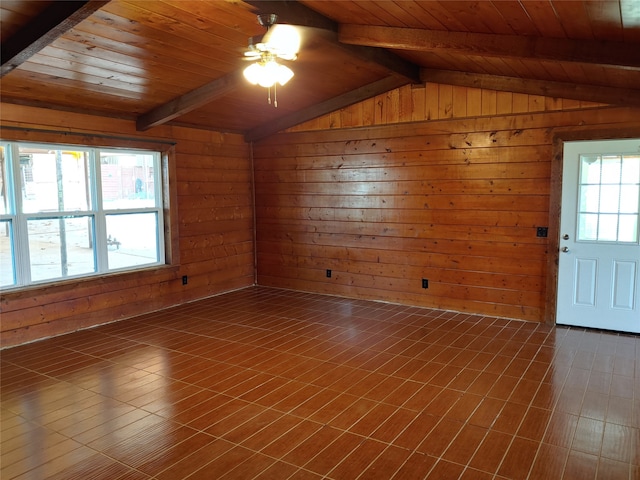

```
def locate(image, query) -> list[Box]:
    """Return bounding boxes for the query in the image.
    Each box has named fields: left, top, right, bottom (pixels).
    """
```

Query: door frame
left=544, top=126, right=640, bottom=325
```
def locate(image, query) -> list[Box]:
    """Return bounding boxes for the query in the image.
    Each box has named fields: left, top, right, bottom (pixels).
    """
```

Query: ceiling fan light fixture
left=243, top=14, right=300, bottom=106
left=243, top=58, right=293, bottom=88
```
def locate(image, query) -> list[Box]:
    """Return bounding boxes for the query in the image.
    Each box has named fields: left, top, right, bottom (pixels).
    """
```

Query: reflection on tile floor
left=1, top=286, right=639, bottom=479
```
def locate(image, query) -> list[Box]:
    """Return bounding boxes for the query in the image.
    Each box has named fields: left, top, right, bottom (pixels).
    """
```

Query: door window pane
left=106, top=212, right=159, bottom=270
left=601, top=155, right=622, bottom=183
left=577, top=154, right=640, bottom=243
left=619, top=215, right=639, bottom=243
left=28, top=217, right=95, bottom=282
left=579, top=185, right=599, bottom=211
left=620, top=186, right=639, bottom=213
left=580, top=155, right=601, bottom=183
left=599, top=185, right=620, bottom=213
left=578, top=213, right=598, bottom=241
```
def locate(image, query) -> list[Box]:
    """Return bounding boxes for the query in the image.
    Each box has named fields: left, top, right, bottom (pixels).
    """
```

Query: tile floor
left=1, top=286, right=639, bottom=479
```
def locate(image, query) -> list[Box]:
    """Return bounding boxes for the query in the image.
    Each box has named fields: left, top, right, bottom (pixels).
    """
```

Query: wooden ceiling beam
left=243, top=0, right=338, bottom=32
left=245, top=75, right=410, bottom=141
left=340, top=24, right=640, bottom=71
left=243, top=1, right=420, bottom=82
left=420, top=69, right=640, bottom=107
left=136, top=70, right=244, bottom=131
left=0, top=1, right=110, bottom=78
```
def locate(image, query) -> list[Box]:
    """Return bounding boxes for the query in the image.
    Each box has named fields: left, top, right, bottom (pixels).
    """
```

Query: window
left=577, top=153, right=640, bottom=243
left=0, top=141, right=165, bottom=289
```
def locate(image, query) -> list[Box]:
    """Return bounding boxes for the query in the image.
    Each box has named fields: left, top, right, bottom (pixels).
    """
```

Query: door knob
left=562, top=234, right=569, bottom=240
left=561, top=246, right=569, bottom=253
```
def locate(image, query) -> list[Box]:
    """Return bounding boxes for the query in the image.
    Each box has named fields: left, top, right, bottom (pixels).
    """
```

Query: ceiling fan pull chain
left=274, top=83, right=278, bottom=108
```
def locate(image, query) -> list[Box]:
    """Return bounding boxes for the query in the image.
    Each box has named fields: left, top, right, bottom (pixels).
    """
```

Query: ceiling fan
left=242, top=14, right=302, bottom=106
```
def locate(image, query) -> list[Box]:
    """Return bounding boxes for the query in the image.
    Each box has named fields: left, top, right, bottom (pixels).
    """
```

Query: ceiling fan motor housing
left=257, top=13, right=278, bottom=28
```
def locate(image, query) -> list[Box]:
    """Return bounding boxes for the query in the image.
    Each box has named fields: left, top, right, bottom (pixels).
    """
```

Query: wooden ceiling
left=1, top=1, right=639, bottom=141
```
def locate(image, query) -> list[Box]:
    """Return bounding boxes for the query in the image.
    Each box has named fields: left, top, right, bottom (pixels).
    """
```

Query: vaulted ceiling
left=1, top=0, right=639, bottom=141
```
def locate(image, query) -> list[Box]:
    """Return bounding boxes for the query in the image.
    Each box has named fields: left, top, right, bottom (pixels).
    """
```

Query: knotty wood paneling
left=0, top=103, right=254, bottom=348
left=287, top=83, right=605, bottom=132
left=254, top=90, right=640, bottom=322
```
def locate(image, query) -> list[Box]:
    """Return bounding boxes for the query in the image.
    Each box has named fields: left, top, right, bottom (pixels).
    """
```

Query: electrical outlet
left=182, top=275, right=188, bottom=285
left=422, top=278, right=429, bottom=289
left=536, top=227, right=548, bottom=238
left=326, top=269, right=332, bottom=278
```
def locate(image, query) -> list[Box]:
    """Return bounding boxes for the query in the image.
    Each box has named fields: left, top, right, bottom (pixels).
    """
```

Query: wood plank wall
left=0, top=103, right=254, bottom=348
left=287, top=83, right=604, bottom=131
left=253, top=83, right=640, bottom=322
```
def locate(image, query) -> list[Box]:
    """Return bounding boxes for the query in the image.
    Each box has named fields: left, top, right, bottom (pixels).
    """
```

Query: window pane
left=101, top=151, right=156, bottom=209
left=578, top=213, right=598, bottom=241
left=618, top=215, right=638, bottom=243
left=106, top=213, right=159, bottom=270
left=599, top=185, right=620, bottom=213
left=621, top=155, right=640, bottom=183
left=20, top=146, right=90, bottom=214
left=579, top=185, right=600, bottom=212
left=0, top=146, right=9, bottom=215
left=619, top=185, right=639, bottom=214
left=0, top=220, right=15, bottom=287
left=601, top=155, right=622, bottom=184
left=28, top=217, right=95, bottom=282
left=598, top=214, right=618, bottom=241
left=580, top=155, right=601, bottom=184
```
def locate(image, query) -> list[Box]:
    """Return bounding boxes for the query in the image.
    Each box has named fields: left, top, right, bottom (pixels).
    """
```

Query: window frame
left=0, top=136, right=177, bottom=291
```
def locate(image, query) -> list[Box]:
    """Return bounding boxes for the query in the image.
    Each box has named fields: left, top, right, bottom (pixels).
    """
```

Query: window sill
left=0, top=264, right=181, bottom=300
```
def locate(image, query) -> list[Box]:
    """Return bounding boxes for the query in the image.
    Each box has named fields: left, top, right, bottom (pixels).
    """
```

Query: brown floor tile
left=496, top=436, right=539, bottom=479
left=358, top=444, right=412, bottom=479
left=324, top=439, right=386, bottom=479
left=529, top=443, right=569, bottom=479
left=302, top=431, right=363, bottom=475
left=468, top=429, right=512, bottom=474
left=416, top=417, right=464, bottom=457
left=441, top=423, right=487, bottom=465
left=425, top=458, right=465, bottom=479
left=517, top=406, right=552, bottom=441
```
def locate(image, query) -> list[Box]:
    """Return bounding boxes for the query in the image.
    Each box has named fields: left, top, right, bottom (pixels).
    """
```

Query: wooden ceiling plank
left=518, top=0, right=568, bottom=38
left=245, top=76, right=410, bottom=141
left=79, top=11, right=240, bottom=73
left=136, top=70, right=244, bottom=131
left=551, top=1, right=594, bottom=40
left=489, top=1, right=540, bottom=37
left=584, top=0, right=625, bottom=41
left=416, top=1, right=471, bottom=33
left=394, top=1, right=447, bottom=30
left=339, top=24, right=640, bottom=71
left=420, top=68, right=640, bottom=107
left=0, top=0, right=109, bottom=77
left=430, top=1, right=496, bottom=34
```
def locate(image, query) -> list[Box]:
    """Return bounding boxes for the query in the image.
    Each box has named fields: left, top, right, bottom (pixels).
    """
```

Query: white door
left=557, top=139, right=640, bottom=333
